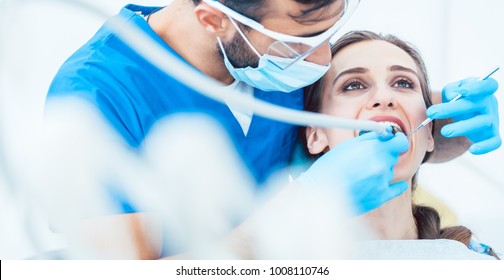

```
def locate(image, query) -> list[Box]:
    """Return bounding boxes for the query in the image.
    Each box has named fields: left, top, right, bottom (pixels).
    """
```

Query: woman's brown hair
left=303, top=30, right=472, bottom=246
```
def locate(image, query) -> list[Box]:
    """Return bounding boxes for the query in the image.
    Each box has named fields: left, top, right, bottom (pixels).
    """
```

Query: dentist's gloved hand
left=427, top=77, right=500, bottom=155
left=297, top=130, right=409, bottom=215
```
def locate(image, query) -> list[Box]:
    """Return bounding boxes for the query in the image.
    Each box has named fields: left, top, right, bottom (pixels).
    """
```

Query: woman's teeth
left=379, top=121, right=404, bottom=134
left=358, top=121, right=404, bottom=136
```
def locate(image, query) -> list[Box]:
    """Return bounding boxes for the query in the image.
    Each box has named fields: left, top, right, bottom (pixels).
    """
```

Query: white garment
left=223, top=80, right=254, bottom=136
left=352, top=239, right=499, bottom=260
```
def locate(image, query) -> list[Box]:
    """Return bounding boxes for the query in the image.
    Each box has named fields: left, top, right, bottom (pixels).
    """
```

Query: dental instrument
left=407, top=67, right=500, bottom=137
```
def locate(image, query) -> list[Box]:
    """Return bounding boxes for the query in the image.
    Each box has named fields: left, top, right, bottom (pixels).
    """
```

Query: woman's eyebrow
left=389, top=65, right=420, bottom=79
left=332, top=67, right=369, bottom=85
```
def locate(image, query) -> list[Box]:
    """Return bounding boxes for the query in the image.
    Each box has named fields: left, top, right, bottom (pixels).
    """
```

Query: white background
left=1, top=0, right=503, bottom=257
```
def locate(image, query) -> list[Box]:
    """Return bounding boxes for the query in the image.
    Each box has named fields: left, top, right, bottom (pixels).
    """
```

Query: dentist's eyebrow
left=332, top=67, right=369, bottom=86
left=389, top=65, right=420, bottom=80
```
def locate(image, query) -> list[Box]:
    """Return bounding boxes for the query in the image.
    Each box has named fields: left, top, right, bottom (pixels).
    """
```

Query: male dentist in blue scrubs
left=47, top=0, right=500, bottom=257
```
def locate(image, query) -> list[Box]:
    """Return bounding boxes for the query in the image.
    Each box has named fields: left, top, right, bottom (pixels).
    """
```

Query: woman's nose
left=367, top=90, right=397, bottom=110
left=304, top=42, right=331, bottom=66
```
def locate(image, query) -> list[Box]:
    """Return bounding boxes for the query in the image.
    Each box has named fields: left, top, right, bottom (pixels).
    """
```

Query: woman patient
left=302, top=31, right=500, bottom=259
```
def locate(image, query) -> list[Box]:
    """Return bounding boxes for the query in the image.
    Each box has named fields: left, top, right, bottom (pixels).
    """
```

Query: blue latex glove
left=427, top=77, right=501, bottom=155
left=297, top=130, right=410, bottom=215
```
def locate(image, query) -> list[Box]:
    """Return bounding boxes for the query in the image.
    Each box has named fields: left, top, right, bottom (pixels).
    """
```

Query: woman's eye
left=343, top=81, right=365, bottom=91
left=393, top=78, right=413, bottom=89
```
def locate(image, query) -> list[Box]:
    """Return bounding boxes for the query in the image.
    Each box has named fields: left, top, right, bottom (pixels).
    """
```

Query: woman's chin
left=393, top=164, right=415, bottom=185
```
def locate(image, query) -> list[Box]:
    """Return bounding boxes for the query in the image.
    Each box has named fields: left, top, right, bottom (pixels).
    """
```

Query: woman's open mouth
left=359, top=116, right=407, bottom=136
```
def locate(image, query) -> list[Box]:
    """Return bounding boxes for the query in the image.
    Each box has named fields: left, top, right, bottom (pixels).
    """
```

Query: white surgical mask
left=217, top=35, right=330, bottom=93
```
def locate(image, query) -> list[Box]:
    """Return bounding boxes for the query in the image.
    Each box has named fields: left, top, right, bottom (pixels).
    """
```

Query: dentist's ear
left=306, top=126, right=329, bottom=155
left=194, top=2, right=233, bottom=38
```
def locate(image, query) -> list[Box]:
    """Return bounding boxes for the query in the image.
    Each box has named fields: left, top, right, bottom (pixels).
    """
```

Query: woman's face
left=306, top=40, right=434, bottom=182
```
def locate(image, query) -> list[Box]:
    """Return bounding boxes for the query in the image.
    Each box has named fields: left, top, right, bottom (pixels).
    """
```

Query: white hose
left=105, top=16, right=387, bottom=134
left=6, top=0, right=388, bottom=135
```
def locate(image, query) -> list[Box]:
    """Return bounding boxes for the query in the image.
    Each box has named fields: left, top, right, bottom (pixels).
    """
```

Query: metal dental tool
left=407, top=67, right=500, bottom=137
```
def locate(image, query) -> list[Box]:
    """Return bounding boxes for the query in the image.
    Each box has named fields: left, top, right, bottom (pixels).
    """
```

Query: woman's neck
left=357, top=181, right=418, bottom=240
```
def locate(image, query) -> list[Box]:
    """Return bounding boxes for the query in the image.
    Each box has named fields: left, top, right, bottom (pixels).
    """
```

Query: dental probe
left=407, top=67, right=500, bottom=137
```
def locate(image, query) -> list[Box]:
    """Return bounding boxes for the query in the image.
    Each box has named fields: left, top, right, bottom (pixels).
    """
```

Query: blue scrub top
left=48, top=4, right=304, bottom=185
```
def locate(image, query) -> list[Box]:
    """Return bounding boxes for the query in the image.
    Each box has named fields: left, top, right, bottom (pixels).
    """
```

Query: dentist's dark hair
left=192, top=0, right=338, bottom=22
left=302, top=30, right=480, bottom=250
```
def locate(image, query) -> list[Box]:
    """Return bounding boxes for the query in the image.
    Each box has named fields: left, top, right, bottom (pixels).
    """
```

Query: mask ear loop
left=226, top=16, right=261, bottom=58
left=216, top=37, right=229, bottom=59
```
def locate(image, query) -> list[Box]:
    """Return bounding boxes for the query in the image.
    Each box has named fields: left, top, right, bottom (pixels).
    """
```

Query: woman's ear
left=306, top=126, right=329, bottom=155
left=426, top=122, right=435, bottom=152
left=194, top=3, right=234, bottom=39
